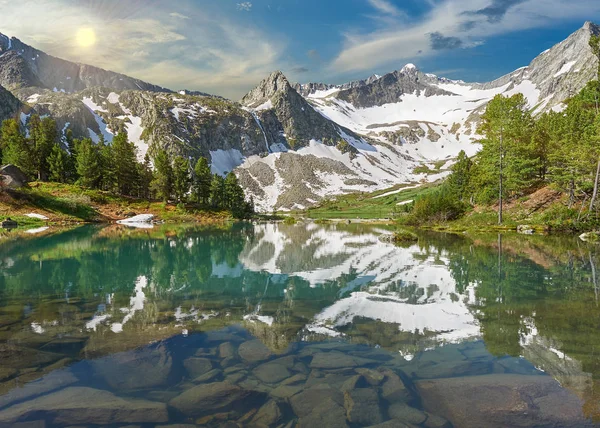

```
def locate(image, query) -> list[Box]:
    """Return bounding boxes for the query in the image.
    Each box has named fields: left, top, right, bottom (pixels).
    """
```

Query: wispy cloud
left=331, top=0, right=600, bottom=73
left=367, top=0, right=405, bottom=17
left=169, top=12, right=190, bottom=20
left=236, top=2, right=253, bottom=12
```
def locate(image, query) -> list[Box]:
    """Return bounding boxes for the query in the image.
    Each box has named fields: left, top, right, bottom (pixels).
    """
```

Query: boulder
left=0, top=165, right=29, bottom=189
left=169, top=381, right=265, bottom=418
left=238, top=340, right=272, bottom=363
left=344, top=388, right=383, bottom=425
left=90, top=343, right=173, bottom=391
left=183, top=357, right=214, bottom=378
left=0, top=387, right=168, bottom=425
left=0, top=369, right=78, bottom=410
left=388, top=402, right=427, bottom=425
left=250, top=400, right=284, bottom=427
left=416, top=374, right=591, bottom=428
left=380, top=369, right=411, bottom=403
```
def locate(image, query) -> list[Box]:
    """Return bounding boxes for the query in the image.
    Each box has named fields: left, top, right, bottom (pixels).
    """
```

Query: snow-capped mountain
left=234, top=21, right=600, bottom=210
left=0, top=22, right=598, bottom=211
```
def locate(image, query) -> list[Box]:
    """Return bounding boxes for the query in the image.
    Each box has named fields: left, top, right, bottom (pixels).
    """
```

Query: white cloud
left=169, top=12, right=190, bottom=20
left=367, top=0, right=405, bottom=17
left=237, top=2, right=253, bottom=12
left=331, top=0, right=600, bottom=73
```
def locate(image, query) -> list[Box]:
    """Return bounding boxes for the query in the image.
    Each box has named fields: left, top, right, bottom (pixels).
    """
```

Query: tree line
left=0, top=116, right=253, bottom=218
left=405, top=35, right=600, bottom=226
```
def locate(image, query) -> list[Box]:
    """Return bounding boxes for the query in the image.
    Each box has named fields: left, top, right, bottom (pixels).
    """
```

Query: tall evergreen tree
left=29, top=116, right=58, bottom=181
left=475, top=94, right=535, bottom=223
left=111, top=132, right=138, bottom=196
left=193, top=156, right=212, bottom=205
left=76, top=138, right=101, bottom=188
left=173, top=156, right=191, bottom=203
left=210, top=174, right=226, bottom=209
left=0, top=119, right=33, bottom=176
left=47, top=143, right=69, bottom=183
left=138, top=153, right=153, bottom=199
left=446, top=150, right=472, bottom=202
left=224, top=172, right=245, bottom=215
left=151, top=149, right=173, bottom=202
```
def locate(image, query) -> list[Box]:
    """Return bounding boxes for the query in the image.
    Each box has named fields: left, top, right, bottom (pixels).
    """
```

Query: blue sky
left=0, top=0, right=599, bottom=99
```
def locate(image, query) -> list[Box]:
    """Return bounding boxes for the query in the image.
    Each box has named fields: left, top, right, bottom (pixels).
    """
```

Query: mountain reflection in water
left=0, top=222, right=599, bottom=427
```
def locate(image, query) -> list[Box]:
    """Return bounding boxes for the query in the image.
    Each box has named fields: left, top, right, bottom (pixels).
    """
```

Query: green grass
left=303, top=183, right=439, bottom=219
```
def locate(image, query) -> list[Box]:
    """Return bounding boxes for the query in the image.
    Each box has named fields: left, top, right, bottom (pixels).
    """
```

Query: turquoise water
left=0, top=222, right=599, bottom=427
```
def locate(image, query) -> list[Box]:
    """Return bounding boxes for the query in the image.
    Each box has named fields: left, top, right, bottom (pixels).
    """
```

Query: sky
left=0, top=0, right=599, bottom=99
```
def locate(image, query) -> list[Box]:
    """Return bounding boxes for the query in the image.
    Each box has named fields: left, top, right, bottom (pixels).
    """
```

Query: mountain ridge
left=0, top=21, right=599, bottom=212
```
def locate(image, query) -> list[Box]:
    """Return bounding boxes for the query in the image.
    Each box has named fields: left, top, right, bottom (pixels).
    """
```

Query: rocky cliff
left=0, top=83, right=21, bottom=122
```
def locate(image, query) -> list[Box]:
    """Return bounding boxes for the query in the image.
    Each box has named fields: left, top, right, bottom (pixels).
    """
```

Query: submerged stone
left=0, top=387, right=168, bottom=425
left=344, top=388, right=383, bottom=425
left=169, top=381, right=265, bottom=418
left=238, top=340, right=272, bottom=363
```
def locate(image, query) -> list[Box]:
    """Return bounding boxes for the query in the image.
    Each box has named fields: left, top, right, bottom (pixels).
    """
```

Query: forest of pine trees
left=0, top=116, right=254, bottom=218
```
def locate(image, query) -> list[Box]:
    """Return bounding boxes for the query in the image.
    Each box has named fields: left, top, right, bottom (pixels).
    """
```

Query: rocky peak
left=0, top=33, right=11, bottom=53
left=241, top=71, right=291, bottom=108
left=400, top=63, right=419, bottom=75
left=583, top=21, right=600, bottom=34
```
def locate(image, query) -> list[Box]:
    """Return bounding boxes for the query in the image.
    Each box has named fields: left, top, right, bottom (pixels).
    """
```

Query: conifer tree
left=224, top=172, right=245, bottom=216
left=173, top=155, right=191, bottom=203
left=0, top=119, right=33, bottom=176
left=193, top=156, right=212, bottom=205
left=137, top=153, right=153, bottom=199
left=111, top=132, right=138, bottom=196
left=151, top=149, right=173, bottom=202
left=48, top=143, right=69, bottom=183
left=30, top=115, right=58, bottom=181
left=210, top=174, right=226, bottom=209
left=76, top=138, right=101, bottom=188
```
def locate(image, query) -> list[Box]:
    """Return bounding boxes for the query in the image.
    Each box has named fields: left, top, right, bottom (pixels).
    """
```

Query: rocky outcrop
left=241, top=71, right=352, bottom=149
left=334, top=65, right=456, bottom=109
left=0, top=83, right=21, bottom=122
left=0, top=164, right=29, bottom=188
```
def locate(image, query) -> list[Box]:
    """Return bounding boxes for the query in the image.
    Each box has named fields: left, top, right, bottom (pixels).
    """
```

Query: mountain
left=299, top=21, right=600, bottom=156
left=0, top=22, right=598, bottom=211
left=0, top=83, right=21, bottom=122
left=0, top=33, right=168, bottom=92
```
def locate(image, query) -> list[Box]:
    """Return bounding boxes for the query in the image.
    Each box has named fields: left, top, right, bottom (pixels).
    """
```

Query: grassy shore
left=299, top=182, right=597, bottom=234
left=0, top=182, right=233, bottom=227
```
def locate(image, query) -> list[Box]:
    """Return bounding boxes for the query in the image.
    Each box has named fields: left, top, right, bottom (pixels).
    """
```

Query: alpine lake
left=1, top=221, right=600, bottom=427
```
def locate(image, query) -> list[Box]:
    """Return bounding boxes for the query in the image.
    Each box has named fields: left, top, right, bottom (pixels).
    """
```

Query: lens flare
left=76, top=28, right=96, bottom=48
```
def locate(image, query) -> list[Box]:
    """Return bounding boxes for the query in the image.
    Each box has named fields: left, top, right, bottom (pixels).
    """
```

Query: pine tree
left=172, top=155, right=191, bottom=203
left=29, top=115, right=58, bottom=181
left=48, top=143, right=69, bottom=183
left=112, top=132, right=138, bottom=196
left=151, top=149, right=173, bottom=202
left=137, top=153, right=153, bottom=199
left=210, top=174, right=226, bottom=209
left=474, top=94, right=535, bottom=223
left=224, top=172, right=246, bottom=216
left=0, top=119, right=33, bottom=176
left=446, top=150, right=472, bottom=202
left=64, top=129, right=77, bottom=182
left=76, top=138, right=101, bottom=188
left=193, top=156, right=212, bottom=205
left=98, top=136, right=116, bottom=192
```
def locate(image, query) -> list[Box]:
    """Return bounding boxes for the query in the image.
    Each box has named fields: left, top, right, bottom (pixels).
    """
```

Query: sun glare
left=76, top=28, right=96, bottom=48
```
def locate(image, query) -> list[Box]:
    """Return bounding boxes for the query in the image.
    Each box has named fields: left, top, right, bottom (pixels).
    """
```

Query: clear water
left=0, top=222, right=599, bottom=427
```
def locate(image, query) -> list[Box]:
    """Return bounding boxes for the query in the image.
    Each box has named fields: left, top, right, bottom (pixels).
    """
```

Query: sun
left=76, top=28, right=97, bottom=48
